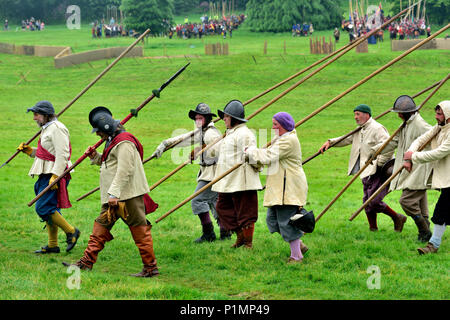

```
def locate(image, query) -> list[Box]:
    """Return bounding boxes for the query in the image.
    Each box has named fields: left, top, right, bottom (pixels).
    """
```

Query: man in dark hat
left=17, top=100, right=80, bottom=254
left=319, top=104, right=407, bottom=232
left=151, top=103, right=228, bottom=242
left=371, top=95, right=433, bottom=242
left=63, top=106, right=159, bottom=277
left=210, top=100, right=262, bottom=249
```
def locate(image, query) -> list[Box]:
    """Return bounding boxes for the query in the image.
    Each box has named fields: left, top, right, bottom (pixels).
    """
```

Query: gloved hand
left=17, top=142, right=33, bottom=156
left=49, top=174, right=59, bottom=190
left=85, top=146, right=97, bottom=159
left=152, top=141, right=168, bottom=159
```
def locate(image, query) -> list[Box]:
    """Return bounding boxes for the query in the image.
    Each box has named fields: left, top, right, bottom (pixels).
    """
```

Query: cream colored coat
left=91, top=140, right=150, bottom=204
left=211, top=123, right=262, bottom=193
left=329, top=117, right=393, bottom=179
left=165, top=122, right=221, bottom=182
left=409, top=103, right=450, bottom=189
left=28, top=119, right=72, bottom=177
left=373, top=113, right=432, bottom=191
left=247, top=130, right=307, bottom=207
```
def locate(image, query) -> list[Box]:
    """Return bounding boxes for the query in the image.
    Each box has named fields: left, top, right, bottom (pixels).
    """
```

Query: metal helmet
left=188, top=103, right=217, bottom=120
left=392, top=95, right=419, bottom=113
left=89, top=106, right=120, bottom=136
left=218, top=99, right=247, bottom=122
left=288, top=208, right=315, bottom=233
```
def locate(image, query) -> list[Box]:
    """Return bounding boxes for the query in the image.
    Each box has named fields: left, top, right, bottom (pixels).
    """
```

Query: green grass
left=0, top=24, right=449, bottom=300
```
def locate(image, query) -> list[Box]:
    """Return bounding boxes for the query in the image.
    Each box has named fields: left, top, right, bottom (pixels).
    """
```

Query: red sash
left=36, top=139, right=72, bottom=209
left=102, top=132, right=158, bottom=214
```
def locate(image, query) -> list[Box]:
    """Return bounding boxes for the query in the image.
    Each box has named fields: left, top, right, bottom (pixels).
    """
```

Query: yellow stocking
left=51, top=211, right=75, bottom=234
left=46, top=222, right=58, bottom=248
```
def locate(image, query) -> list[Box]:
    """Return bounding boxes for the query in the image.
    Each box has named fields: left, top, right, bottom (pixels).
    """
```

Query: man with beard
left=17, top=100, right=80, bottom=254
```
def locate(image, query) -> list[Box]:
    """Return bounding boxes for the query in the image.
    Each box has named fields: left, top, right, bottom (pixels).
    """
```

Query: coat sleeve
left=408, top=126, right=439, bottom=153
left=107, top=142, right=136, bottom=198
left=248, top=138, right=290, bottom=166
left=412, top=134, right=450, bottom=164
left=329, top=133, right=353, bottom=147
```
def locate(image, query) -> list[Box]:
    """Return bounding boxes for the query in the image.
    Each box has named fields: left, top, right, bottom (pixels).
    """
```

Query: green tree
left=120, top=0, right=174, bottom=34
left=246, top=0, right=342, bottom=32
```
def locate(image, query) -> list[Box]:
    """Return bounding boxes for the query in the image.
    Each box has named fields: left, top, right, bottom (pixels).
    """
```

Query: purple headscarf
left=273, top=112, right=295, bottom=131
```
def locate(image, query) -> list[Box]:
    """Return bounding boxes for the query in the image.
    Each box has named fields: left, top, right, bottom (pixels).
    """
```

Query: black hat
left=89, top=106, right=120, bottom=136
left=27, top=100, right=55, bottom=115
left=188, top=103, right=217, bottom=120
left=288, top=208, right=315, bottom=233
left=218, top=99, right=247, bottom=122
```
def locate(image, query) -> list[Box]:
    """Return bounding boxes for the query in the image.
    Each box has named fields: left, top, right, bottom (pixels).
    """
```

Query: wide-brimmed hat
left=188, top=103, right=217, bottom=120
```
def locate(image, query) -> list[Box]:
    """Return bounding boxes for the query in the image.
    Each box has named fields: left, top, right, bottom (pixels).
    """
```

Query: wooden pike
left=147, top=6, right=419, bottom=195
left=155, top=8, right=444, bottom=224
left=302, top=78, right=443, bottom=166
left=28, top=63, right=190, bottom=207
left=317, top=71, right=449, bottom=223
left=1, top=29, right=150, bottom=169
left=348, top=73, right=449, bottom=221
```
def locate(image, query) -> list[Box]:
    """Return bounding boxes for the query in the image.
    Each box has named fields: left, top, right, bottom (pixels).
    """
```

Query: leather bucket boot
left=194, top=222, right=217, bottom=243
left=242, top=223, right=255, bottom=249
left=231, top=228, right=244, bottom=248
left=62, top=221, right=113, bottom=270
left=129, top=222, right=159, bottom=278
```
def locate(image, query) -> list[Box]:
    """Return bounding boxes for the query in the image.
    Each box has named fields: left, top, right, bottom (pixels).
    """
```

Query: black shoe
left=194, top=223, right=216, bottom=243
left=220, top=229, right=232, bottom=240
left=66, top=228, right=81, bottom=252
left=35, top=245, right=60, bottom=254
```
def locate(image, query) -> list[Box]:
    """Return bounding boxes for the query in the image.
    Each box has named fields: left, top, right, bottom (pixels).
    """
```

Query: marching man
left=404, top=100, right=450, bottom=255
left=63, top=106, right=159, bottom=277
left=18, top=100, right=80, bottom=254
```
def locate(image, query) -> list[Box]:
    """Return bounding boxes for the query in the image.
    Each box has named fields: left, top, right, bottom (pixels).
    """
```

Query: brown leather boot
left=62, top=221, right=113, bottom=270
left=231, top=228, right=244, bottom=248
left=300, top=241, right=309, bottom=254
left=413, top=215, right=432, bottom=242
left=417, top=242, right=438, bottom=255
left=393, top=213, right=407, bottom=232
left=129, top=222, right=159, bottom=278
left=242, top=223, right=255, bottom=249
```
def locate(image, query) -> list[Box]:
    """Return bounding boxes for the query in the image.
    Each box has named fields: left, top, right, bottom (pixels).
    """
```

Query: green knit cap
left=353, top=104, right=372, bottom=116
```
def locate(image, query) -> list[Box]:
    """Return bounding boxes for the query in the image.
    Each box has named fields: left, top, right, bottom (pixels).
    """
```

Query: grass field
left=0, top=22, right=449, bottom=301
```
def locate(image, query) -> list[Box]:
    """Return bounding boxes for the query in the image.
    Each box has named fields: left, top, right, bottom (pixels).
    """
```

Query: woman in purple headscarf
left=245, top=112, right=309, bottom=263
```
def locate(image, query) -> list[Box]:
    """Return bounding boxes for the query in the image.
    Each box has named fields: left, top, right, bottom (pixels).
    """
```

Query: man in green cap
left=319, top=104, right=407, bottom=232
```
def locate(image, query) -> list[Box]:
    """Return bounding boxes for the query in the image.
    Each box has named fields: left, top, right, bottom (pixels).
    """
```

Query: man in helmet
left=371, top=95, right=433, bottom=242
left=245, top=112, right=310, bottom=263
left=404, top=101, right=450, bottom=255
left=319, top=104, right=407, bottom=232
left=210, top=100, right=262, bottom=249
left=63, top=106, right=159, bottom=277
left=17, top=100, right=80, bottom=254
left=151, top=103, right=230, bottom=242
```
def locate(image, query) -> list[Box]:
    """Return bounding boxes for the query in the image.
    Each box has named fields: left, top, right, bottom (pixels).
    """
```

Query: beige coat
left=165, top=122, right=221, bottom=182
left=91, top=140, right=150, bottom=204
left=373, top=113, right=432, bottom=191
left=247, top=130, right=307, bottom=207
left=28, top=119, right=72, bottom=177
left=329, top=117, right=393, bottom=179
left=211, top=123, right=262, bottom=193
left=409, top=103, right=450, bottom=189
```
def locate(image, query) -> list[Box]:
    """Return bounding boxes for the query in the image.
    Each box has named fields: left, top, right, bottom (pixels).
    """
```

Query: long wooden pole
left=316, top=70, right=449, bottom=223
left=348, top=73, right=449, bottom=221
left=28, top=63, right=190, bottom=207
left=146, top=6, right=419, bottom=194
left=1, top=29, right=150, bottom=169
left=301, top=78, right=443, bottom=166
left=154, top=11, right=445, bottom=224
